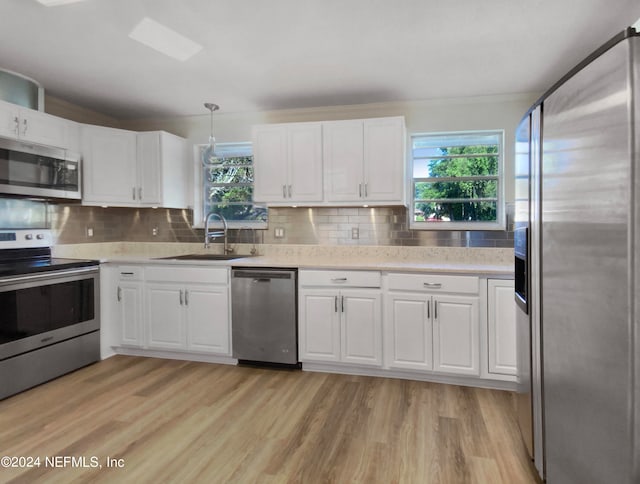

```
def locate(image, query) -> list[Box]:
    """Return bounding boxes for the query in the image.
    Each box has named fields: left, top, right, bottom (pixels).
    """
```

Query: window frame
left=409, top=129, right=505, bottom=231
left=192, top=141, right=268, bottom=229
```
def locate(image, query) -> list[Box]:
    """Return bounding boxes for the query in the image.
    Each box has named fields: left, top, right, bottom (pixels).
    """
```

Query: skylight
left=128, top=17, right=203, bottom=62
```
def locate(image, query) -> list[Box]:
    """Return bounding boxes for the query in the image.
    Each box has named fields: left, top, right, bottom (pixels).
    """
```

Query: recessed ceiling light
left=129, top=17, right=203, bottom=62
left=36, top=0, right=87, bottom=5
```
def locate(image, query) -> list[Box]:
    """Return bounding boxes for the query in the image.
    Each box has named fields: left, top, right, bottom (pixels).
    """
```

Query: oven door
left=0, top=267, right=99, bottom=360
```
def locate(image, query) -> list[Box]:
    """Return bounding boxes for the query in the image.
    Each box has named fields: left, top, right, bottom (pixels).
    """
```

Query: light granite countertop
left=53, top=242, right=514, bottom=276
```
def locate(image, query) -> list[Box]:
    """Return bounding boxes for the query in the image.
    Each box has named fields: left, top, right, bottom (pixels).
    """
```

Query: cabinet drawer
left=386, top=273, right=479, bottom=294
left=145, top=265, right=228, bottom=284
left=118, top=266, right=143, bottom=281
left=299, top=270, right=381, bottom=288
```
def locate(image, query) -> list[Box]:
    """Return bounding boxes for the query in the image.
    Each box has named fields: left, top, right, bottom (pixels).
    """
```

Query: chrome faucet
left=204, top=212, right=231, bottom=253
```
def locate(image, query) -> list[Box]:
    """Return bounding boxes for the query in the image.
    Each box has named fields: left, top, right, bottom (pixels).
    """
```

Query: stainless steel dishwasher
left=231, top=268, right=299, bottom=366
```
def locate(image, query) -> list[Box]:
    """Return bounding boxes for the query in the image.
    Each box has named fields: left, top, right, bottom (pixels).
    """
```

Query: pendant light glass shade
left=202, top=102, right=223, bottom=165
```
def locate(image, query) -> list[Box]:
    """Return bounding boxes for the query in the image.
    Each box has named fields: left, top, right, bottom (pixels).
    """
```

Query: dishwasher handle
left=232, top=270, right=294, bottom=280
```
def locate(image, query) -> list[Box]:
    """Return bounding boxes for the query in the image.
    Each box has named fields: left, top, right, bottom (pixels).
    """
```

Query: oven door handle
left=0, top=266, right=99, bottom=285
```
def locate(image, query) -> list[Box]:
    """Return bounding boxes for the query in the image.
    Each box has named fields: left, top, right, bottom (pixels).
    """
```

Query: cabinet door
left=0, top=101, right=20, bottom=139
left=82, top=125, right=138, bottom=205
left=385, top=293, right=433, bottom=371
left=287, top=123, right=323, bottom=202
left=323, top=120, right=364, bottom=202
left=299, top=289, right=341, bottom=362
left=488, top=279, right=517, bottom=375
left=20, top=109, right=67, bottom=148
left=136, top=131, right=162, bottom=206
left=118, top=281, right=143, bottom=347
left=433, top=295, right=480, bottom=375
left=252, top=125, right=288, bottom=202
left=363, top=117, right=405, bottom=202
left=185, top=284, right=230, bottom=355
left=341, top=290, right=382, bottom=366
left=145, top=283, right=184, bottom=350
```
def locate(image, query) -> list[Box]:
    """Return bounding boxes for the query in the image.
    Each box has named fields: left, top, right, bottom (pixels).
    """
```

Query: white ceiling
left=1, top=0, right=639, bottom=120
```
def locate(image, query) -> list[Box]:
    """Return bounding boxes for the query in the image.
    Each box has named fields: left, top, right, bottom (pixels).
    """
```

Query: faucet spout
left=204, top=212, right=229, bottom=252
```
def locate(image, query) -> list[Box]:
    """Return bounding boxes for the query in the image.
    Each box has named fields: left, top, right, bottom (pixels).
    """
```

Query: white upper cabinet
left=82, top=125, right=138, bottom=205
left=0, top=99, right=74, bottom=149
left=323, top=120, right=364, bottom=202
left=253, top=116, right=406, bottom=207
left=82, top=126, right=187, bottom=208
left=324, top=116, right=406, bottom=205
left=253, top=122, right=323, bottom=204
left=363, top=117, right=405, bottom=202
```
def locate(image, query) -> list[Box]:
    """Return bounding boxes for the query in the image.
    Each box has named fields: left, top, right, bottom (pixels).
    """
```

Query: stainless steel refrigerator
left=515, top=28, right=640, bottom=483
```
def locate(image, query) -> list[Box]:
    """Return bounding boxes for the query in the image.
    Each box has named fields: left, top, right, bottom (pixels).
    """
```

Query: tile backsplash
left=49, top=204, right=514, bottom=249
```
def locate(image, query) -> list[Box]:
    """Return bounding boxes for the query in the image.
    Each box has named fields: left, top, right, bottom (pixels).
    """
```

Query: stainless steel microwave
left=0, top=137, right=81, bottom=200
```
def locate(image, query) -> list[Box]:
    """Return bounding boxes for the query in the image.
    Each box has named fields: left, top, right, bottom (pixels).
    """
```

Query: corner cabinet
left=252, top=116, right=406, bottom=207
left=298, top=270, right=382, bottom=367
left=104, top=263, right=232, bottom=358
left=82, top=126, right=187, bottom=208
left=0, top=99, right=76, bottom=150
left=252, top=122, right=323, bottom=204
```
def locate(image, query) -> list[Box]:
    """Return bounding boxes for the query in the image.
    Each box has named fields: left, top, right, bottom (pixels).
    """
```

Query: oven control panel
left=0, top=230, right=52, bottom=249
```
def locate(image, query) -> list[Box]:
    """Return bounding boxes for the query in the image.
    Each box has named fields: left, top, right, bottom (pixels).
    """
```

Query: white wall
left=117, top=93, right=537, bottom=204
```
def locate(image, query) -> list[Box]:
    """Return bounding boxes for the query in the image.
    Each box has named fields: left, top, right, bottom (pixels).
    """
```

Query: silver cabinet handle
left=282, top=185, right=287, bottom=198
left=288, top=185, right=292, bottom=197
left=13, top=116, right=19, bottom=135
left=334, top=295, right=338, bottom=312
left=179, top=289, right=184, bottom=305
left=434, top=300, right=438, bottom=319
left=22, top=118, right=27, bottom=135
left=427, top=299, right=430, bottom=319
left=138, top=187, right=142, bottom=200
left=132, top=187, right=136, bottom=200
left=423, top=282, right=442, bottom=289
left=364, top=183, right=368, bottom=197
left=331, top=277, right=348, bottom=283
left=184, top=289, right=189, bottom=306
left=117, top=286, right=122, bottom=302
left=359, top=183, right=362, bottom=197
left=341, top=295, right=345, bottom=313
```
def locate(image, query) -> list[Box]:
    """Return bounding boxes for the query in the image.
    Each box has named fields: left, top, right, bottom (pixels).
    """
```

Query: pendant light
left=202, top=102, right=223, bottom=165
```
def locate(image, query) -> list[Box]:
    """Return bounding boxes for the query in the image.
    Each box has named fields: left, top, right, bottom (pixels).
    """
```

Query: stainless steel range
left=0, top=229, right=100, bottom=400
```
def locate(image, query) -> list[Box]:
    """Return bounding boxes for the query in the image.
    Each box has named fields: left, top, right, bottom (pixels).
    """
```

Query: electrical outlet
left=152, top=226, right=159, bottom=236
left=351, top=227, right=359, bottom=239
left=86, top=227, right=94, bottom=237
left=274, top=227, right=285, bottom=238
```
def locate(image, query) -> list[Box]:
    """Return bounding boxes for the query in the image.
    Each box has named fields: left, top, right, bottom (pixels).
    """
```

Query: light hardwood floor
left=0, top=356, right=538, bottom=483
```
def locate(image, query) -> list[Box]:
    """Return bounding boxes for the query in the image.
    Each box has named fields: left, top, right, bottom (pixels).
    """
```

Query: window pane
left=413, top=151, right=498, bottom=178
left=414, top=201, right=497, bottom=222
left=205, top=166, right=253, bottom=184
left=205, top=203, right=267, bottom=223
left=207, top=185, right=253, bottom=203
left=415, top=180, right=498, bottom=200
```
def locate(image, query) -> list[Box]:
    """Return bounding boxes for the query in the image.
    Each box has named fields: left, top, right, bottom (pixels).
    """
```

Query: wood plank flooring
left=0, top=356, right=538, bottom=483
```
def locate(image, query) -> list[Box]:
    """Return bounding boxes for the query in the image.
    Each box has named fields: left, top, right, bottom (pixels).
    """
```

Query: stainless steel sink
left=155, top=254, right=252, bottom=261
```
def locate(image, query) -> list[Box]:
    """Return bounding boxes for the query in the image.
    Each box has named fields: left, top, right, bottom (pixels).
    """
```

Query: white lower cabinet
left=385, top=293, right=433, bottom=371
left=114, top=266, right=145, bottom=347
left=299, top=270, right=382, bottom=367
left=432, top=295, right=479, bottom=376
left=384, top=273, right=480, bottom=377
left=110, top=264, right=231, bottom=357
left=487, top=279, right=517, bottom=376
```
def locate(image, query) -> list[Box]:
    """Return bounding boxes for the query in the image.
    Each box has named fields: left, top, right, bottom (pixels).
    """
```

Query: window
left=411, top=130, right=504, bottom=230
left=195, top=142, right=267, bottom=228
